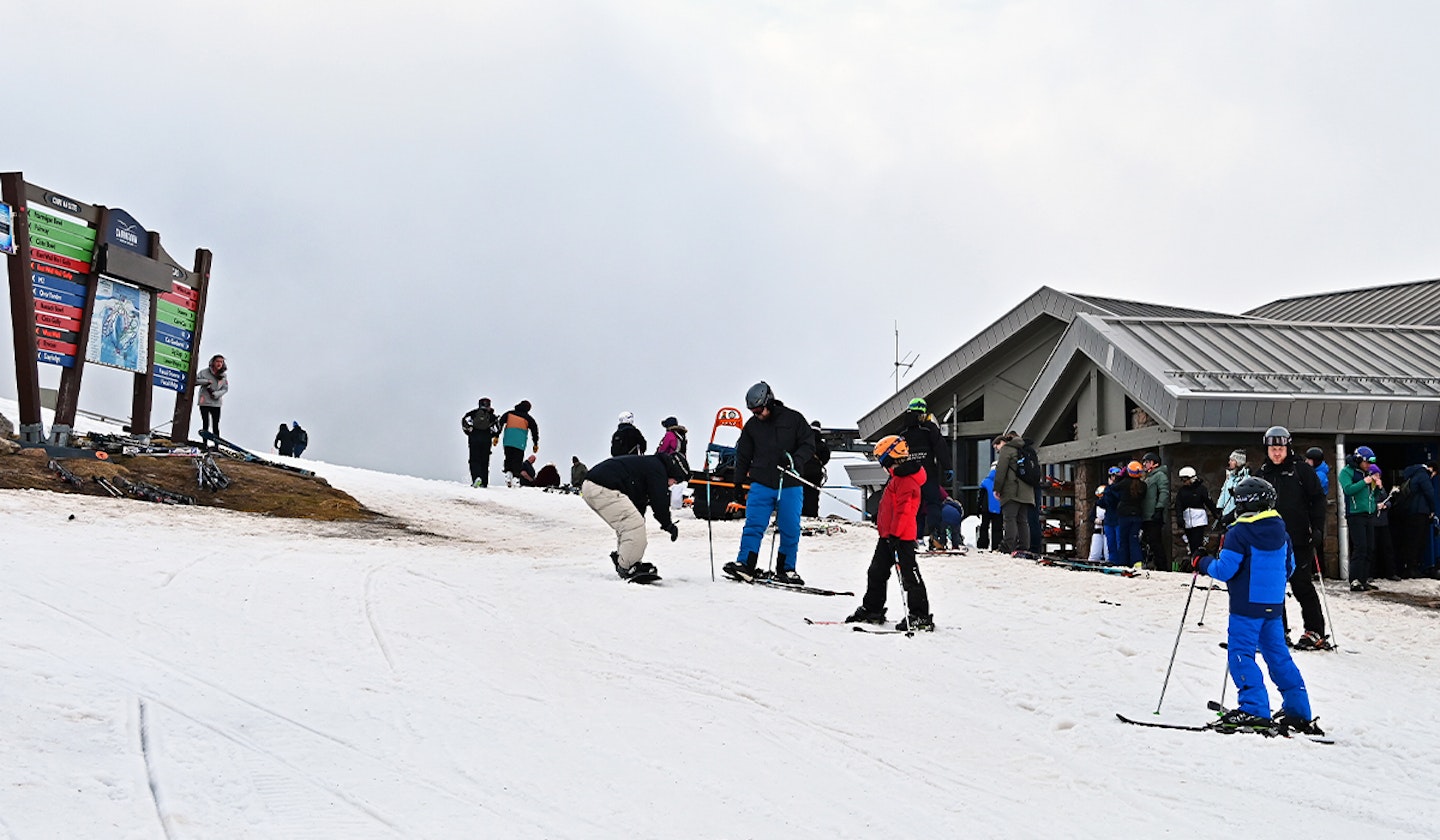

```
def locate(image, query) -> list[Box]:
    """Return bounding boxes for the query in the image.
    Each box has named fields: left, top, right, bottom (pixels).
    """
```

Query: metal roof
left=1246, top=278, right=1440, bottom=326
left=1011, top=314, right=1440, bottom=436
left=856, top=287, right=1240, bottom=437
left=1066, top=294, right=1235, bottom=320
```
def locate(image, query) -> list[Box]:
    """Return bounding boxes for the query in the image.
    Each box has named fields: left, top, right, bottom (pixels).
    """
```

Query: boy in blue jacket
left=1196, top=476, right=1322, bottom=735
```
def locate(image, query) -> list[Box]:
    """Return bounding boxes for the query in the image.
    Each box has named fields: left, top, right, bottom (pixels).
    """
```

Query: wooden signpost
left=1, top=171, right=213, bottom=445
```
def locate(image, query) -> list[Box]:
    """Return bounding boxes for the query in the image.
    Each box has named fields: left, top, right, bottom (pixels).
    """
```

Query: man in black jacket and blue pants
left=723, top=381, right=815, bottom=585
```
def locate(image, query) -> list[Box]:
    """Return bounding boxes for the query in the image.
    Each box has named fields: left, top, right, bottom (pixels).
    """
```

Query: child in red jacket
left=846, top=435, right=934, bottom=631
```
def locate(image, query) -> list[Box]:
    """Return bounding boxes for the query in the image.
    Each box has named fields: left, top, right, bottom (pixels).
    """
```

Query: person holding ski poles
left=845, top=435, right=934, bottom=631
left=1194, top=476, right=1322, bottom=735
left=722, top=381, right=815, bottom=585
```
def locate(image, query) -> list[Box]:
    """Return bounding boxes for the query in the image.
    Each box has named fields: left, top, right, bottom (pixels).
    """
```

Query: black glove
left=664, top=522, right=679, bottom=542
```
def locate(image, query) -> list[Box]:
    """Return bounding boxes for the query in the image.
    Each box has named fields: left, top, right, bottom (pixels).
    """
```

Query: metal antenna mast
left=894, top=321, right=917, bottom=394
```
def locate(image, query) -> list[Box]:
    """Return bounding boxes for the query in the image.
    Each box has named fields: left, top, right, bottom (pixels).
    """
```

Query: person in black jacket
left=1173, top=466, right=1220, bottom=560
left=900, top=398, right=954, bottom=550
left=461, top=397, right=498, bottom=487
left=610, top=411, right=647, bottom=457
left=801, top=420, right=831, bottom=518
left=1256, top=426, right=1329, bottom=649
left=274, top=423, right=295, bottom=457
left=582, top=452, right=690, bottom=580
left=722, top=381, right=816, bottom=585
left=1400, top=461, right=1440, bottom=579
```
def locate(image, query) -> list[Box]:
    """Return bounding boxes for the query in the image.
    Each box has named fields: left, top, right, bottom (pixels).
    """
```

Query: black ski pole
left=1312, top=546, right=1338, bottom=650
left=778, top=465, right=870, bottom=518
left=1155, top=567, right=1202, bottom=714
left=893, top=539, right=914, bottom=637
left=705, top=464, right=715, bottom=582
left=766, top=456, right=789, bottom=575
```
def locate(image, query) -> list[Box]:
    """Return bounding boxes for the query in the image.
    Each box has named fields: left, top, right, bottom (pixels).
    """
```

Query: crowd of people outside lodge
left=1087, top=429, right=1440, bottom=591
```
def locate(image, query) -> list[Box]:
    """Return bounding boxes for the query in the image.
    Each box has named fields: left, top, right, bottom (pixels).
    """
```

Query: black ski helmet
left=1262, top=426, right=1291, bottom=447
left=1232, top=476, right=1278, bottom=515
left=662, top=451, right=691, bottom=482
left=1305, top=446, right=1324, bottom=462
left=745, top=381, right=774, bottom=410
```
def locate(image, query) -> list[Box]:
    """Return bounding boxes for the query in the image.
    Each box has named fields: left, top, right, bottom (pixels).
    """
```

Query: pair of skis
left=802, top=617, right=914, bottom=636
left=724, top=567, right=853, bottom=597
left=1117, top=701, right=1332, bottom=744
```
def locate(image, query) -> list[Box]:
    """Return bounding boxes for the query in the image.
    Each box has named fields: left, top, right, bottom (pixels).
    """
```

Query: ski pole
left=1313, top=547, right=1338, bottom=650
left=893, top=539, right=914, bottom=637
left=1155, top=567, right=1202, bottom=714
left=705, top=464, right=715, bottom=582
left=766, top=455, right=791, bottom=575
left=778, top=465, right=870, bottom=519
left=1217, top=657, right=1231, bottom=710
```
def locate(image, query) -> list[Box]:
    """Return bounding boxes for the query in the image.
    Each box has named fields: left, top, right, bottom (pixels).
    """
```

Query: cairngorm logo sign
left=112, top=220, right=141, bottom=249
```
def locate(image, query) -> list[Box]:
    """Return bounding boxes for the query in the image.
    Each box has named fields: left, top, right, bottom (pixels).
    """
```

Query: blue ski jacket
left=1197, top=509, right=1293, bottom=618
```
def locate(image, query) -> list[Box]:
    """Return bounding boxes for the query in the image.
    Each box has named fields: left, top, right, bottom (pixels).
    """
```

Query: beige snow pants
left=582, top=482, right=648, bottom=570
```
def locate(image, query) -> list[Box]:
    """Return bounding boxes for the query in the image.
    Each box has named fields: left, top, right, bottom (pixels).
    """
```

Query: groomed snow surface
left=4, top=449, right=1439, bottom=837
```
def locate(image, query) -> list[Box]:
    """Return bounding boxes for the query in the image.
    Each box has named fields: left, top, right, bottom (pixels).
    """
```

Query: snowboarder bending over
left=846, top=435, right=934, bottom=631
left=722, top=381, right=815, bottom=585
left=1195, top=476, right=1323, bottom=735
left=582, top=451, right=691, bottom=581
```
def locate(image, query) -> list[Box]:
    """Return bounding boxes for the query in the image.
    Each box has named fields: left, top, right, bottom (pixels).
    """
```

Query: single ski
left=1035, top=556, right=1140, bottom=577
left=853, top=625, right=912, bottom=635
left=802, top=618, right=847, bottom=625
left=726, top=569, right=853, bottom=597
left=1115, top=713, right=1212, bottom=732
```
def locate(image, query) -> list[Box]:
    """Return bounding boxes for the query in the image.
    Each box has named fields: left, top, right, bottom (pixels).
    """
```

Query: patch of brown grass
left=0, top=447, right=376, bottom=521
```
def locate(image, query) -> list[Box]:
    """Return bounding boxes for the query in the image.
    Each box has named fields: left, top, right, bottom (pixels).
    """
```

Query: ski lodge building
left=858, top=279, right=1440, bottom=576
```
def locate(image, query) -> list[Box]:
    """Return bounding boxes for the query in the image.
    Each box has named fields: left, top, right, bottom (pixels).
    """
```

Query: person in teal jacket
left=1339, top=446, right=1379, bottom=591
left=495, top=400, right=539, bottom=482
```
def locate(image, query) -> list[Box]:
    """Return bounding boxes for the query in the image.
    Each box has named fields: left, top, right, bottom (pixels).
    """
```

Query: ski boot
left=896, top=614, right=935, bottom=632
left=844, top=606, right=887, bottom=625
left=1213, top=708, right=1275, bottom=734
left=722, top=553, right=759, bottom=581
left=1293, top=630, right=1333, bottom=651
left=1275, top=710, right=1326, bottom=737
left=772, top=568, right=806, bottom=586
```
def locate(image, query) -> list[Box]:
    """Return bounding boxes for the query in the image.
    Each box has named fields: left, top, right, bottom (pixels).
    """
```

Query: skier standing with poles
left=1194, top=476, right=1323, bottom=735
left=722, top=382, right=815, bottom=585
left=844, top=435, right=934, bottom=632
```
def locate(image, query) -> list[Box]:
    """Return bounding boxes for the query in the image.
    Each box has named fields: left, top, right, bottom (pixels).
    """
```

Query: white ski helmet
left=618, top=411, right=634, bottom=425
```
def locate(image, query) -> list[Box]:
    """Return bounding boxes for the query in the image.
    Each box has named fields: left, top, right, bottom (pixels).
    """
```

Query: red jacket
left=877, top=463, right=926, bottom=539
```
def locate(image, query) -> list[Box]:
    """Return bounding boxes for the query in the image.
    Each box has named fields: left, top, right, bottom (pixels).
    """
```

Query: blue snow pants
left=1111, top=515, right=1144, bottom=567
left=1229, top=613, right=1311, bottom=719
left=738, top=483, right=803, bottom=572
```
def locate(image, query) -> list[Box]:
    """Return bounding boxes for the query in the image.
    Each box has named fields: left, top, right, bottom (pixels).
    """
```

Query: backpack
left=1015, top=444, right=1042, bottom=487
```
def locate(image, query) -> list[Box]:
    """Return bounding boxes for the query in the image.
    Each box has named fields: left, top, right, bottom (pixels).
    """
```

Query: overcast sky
left=5, top=1, right=1440, bottom=481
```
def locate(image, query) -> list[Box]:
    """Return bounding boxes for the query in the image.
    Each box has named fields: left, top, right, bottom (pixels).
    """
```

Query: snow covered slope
left=2, top=419, right=1438, bottom=837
